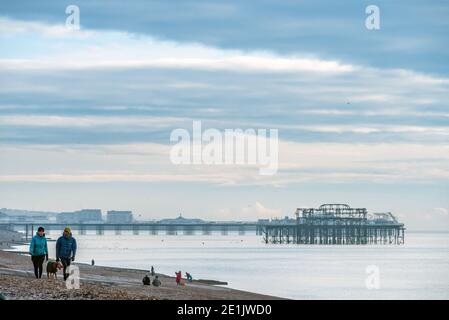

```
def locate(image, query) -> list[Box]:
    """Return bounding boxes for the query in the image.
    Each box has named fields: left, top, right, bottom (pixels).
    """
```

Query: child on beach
left=175, top=271, right=182, bottom=286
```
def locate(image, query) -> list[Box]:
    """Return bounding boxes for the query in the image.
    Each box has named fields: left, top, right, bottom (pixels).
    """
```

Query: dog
left=46, top=260, right=63, bottom=279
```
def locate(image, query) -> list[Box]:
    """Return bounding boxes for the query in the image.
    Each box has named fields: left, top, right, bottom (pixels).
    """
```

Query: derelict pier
left=262, top=204, right=405, bottom=245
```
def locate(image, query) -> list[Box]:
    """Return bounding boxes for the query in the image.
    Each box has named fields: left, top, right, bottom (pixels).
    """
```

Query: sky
left=0, top=1, right=448, bottom=230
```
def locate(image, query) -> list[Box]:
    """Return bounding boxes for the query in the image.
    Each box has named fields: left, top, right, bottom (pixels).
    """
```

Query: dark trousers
left=60, top=257, right=71, bottom=281
left=31, top=255, right=45, bottom=279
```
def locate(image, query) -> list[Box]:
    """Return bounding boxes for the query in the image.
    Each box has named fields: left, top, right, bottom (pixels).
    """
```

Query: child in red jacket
left=175, top=270, right=182, bottom=286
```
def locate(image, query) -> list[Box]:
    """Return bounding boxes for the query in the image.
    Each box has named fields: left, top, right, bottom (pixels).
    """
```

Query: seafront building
left=106, top=210, right=133, bottom=224
left=57, top=209, right=103, bottom=224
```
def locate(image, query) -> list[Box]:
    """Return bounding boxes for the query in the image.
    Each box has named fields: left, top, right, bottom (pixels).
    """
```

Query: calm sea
left=12, top=231, right=449, bottom=299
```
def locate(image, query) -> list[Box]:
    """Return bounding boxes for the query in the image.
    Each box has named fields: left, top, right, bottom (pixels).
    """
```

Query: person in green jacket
left=29, top=226, right=48, bottom=279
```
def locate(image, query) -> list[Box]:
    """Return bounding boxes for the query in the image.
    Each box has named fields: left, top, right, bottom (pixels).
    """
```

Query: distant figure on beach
left=29, top=226, right=48, bottom=279
left=152, top=275, right=161, bottom=287
left=175, top=271, right=182, bottom=286
left=151, top=265, right=155, bottom=276
left=142, top=274, right=151, bottom=285
left=56, top=227, right=77, bottom=281
left=91, top=259, right=95, bottom=266
left=185, top=272, right=193, bottom=282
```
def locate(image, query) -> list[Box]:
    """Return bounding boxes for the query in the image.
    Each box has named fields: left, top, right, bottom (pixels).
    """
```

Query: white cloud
left=0, top=115, right=187, bottom=128
left=297, top=109, right=449, bottom=118
left=0, top=17, right=92, bottom=38
left=1, top=141, right=448, bottom=185
left=1, top=115, right=448, bottom=138
left=217, top=202, right=283, bottom=220
left=274, top=124, right=449, bottom=135
left=1, top=17, right=447, bottom=94
left=433, top=208, right=449, bottom=217
left=0, top=17, right=353, bottom=73
left=1, top=18, right=449, bottom=188
left=241, top=202, right=282, bottom=219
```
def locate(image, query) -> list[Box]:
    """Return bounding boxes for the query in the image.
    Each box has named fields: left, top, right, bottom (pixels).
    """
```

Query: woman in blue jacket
left=29, top=226, right=48, bottom=279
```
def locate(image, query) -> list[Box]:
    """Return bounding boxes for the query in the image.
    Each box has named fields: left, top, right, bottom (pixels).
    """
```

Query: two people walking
left=29, top=226, right=77, bottom=281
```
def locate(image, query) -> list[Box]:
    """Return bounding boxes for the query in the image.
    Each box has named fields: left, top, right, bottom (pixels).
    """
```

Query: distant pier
left=261, top=204, right=405, bottom=245
left=0, top=204, right=406, bottom=245
left=1, top=222, right=259, bottom=240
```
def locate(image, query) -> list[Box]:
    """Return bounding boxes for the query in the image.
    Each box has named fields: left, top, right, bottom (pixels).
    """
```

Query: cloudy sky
left=0, top=1, right=448, bottom=230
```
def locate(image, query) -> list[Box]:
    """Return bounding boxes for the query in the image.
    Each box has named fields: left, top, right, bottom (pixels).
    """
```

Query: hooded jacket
left=56, top=233, right=77, bottom=259
left=29, top=233, right=48, bottom=256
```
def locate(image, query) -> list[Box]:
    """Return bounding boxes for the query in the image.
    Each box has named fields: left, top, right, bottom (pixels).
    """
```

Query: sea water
left=12, top=231, right=449, bottom=299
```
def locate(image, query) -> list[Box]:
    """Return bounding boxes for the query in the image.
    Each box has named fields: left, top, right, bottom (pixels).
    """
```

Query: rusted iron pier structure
left=262, top=204, right=405, bottom=245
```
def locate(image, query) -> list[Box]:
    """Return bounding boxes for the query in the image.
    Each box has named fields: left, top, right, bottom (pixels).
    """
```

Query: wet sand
left=0, top=230, right=283, bottom=300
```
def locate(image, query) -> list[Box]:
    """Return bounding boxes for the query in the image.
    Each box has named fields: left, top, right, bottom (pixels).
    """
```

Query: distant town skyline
left=0, top=207, right=260, bottom=224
